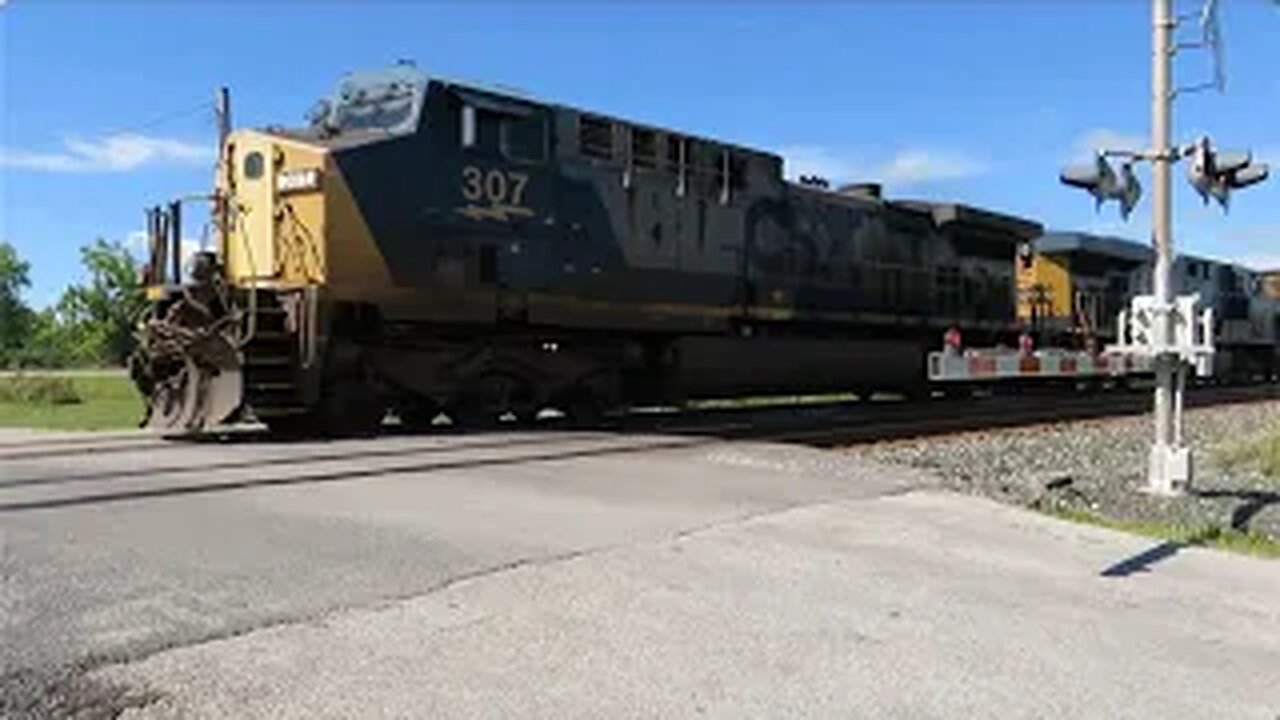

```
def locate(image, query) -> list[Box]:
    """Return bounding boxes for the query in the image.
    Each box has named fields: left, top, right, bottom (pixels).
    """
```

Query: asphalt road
left=1, top=427, right=1278, bottom=719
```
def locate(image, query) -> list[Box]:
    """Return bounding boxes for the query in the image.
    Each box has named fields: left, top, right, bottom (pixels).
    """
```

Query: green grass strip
left=1047, top=506, right=1280, bottom=559
left=0, top=373, right=142, bottom=431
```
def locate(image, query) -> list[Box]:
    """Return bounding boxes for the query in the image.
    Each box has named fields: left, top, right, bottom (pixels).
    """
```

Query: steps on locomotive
left=240, top=298, right=306, bottom=416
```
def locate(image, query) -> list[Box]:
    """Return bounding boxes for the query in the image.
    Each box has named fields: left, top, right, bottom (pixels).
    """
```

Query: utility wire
left=97, top=99, right=216, bottom=138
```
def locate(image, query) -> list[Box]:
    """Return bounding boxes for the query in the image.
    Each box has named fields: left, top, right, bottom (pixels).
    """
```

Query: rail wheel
left=396, top=398, right=444, bottom=430
left=262, top=411, right=318, bottom=438
left=557, top=385, right=608, bottom=427
left=265, top=379, right=385, bottom=437
left=447, top=372, right=534, bottom=429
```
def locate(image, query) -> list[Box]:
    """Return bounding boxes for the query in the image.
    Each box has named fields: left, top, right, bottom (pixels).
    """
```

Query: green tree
left=0, top=242, right=35, bottom=366
left=19, top=308, right=75, bottom=368
left=55, top=239, right=146, bottom=366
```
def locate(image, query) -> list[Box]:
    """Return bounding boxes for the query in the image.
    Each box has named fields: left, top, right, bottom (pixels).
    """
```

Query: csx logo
left=458, top=165, right=534, bottom=222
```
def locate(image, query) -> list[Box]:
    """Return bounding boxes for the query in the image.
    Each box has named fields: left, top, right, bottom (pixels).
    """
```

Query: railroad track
left=0, top=430, right=721, bottom=513
left=762, top=383, right=1280, bottom=447
left=1, top=383, right=1275, bottom=469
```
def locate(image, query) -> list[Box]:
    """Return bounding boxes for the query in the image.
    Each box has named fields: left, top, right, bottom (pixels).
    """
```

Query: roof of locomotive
left=898, top=201, right=1042, bottom=241
left=429, top=71, right=782, bottom=162
left=299, top=65, right=1045, bottom=242
left=1035, top=231, right=1153, bottom=265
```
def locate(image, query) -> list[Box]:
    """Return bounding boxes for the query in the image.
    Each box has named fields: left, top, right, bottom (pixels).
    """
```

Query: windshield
left=313, top=67, right=427, bottom=135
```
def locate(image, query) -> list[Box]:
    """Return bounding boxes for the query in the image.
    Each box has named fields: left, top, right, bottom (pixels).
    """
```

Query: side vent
left=579, top=114, right=613, bottom=160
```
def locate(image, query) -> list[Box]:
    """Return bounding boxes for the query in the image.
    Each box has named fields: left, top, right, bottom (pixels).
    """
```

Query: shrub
left=0, top=374, right=83, bottom=405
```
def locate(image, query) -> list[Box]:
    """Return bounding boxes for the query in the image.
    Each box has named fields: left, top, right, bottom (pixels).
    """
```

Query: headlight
left=277, top=168, right=322, bottom=194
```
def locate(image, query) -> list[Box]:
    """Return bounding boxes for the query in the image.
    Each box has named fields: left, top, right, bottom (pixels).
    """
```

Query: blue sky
left=2, top=1, right=1277, bottom=307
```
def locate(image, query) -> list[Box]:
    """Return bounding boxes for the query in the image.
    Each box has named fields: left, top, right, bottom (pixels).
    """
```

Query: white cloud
left=778, top=145, right=987, bottom=188
left=877, top=150, right=985, bottom=184
left=1070, top=128, right=1147, bottom=162
left=0, top=133, right=213, bottom=173
left=778, top=145, right=857, bottom=184
left=1236, top=254, right=1280, bottom=270
left=1180, top=222, right=1280, bottom=269
left=125, top=230, right=150, bottom=253
left=125, top=230, right=206, bottom=271
left=1080, top=218, right=1144, bottom=241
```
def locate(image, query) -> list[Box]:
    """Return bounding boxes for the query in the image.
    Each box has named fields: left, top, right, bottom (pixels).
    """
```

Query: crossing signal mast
left=1058, top=0, right=1270, bottom=496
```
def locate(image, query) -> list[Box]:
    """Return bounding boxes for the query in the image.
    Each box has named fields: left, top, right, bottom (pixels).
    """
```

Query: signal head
left=1184, top=136, right=1269, bottom=212
left=1060, top=153, right=1119, bottom=211
left=1231, top=162, right=1269, bottom=190
left=1214, top=151, right=1251, bottom=174
left=1117, top=162, right=1142, bottom=220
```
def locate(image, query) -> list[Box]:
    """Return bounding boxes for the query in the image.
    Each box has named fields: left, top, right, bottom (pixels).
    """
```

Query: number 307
left=462, top=166, right=528, bottom=207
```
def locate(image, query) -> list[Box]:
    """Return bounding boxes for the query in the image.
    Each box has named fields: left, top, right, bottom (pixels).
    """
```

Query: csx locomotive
left=130, top=64, right=1271, bottom=433
left=1019, top=231, right=1280, bottom=380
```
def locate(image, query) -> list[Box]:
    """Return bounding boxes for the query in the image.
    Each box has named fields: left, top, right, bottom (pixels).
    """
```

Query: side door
left=451, top=90, right=554, bottom=318
left=226, top=136, right=278, bottom=282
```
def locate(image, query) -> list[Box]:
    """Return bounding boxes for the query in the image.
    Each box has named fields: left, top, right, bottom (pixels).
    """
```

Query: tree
left=0, top=242, right=34, bottom=366
left=54, top=239, right=146, bottom=366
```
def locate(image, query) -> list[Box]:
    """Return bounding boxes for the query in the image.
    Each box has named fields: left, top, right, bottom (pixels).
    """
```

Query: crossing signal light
left=1186, top=136, right=1270, bottom=211
left=1060, top=153, right=1143, bottom=220
left=1060, top=154, right=1117, bottom=210
left=1116, top=162, right=1142, bottom=220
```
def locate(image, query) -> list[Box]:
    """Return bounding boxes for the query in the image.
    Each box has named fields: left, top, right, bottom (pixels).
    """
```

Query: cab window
left=244, top=151, right=264, bottom=179
left=502, top=114, right=545, bottom=163
left=456, top=89, right=546, bottom=164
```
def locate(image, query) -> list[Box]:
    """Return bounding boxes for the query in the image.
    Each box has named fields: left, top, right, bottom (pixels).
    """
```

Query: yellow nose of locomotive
left=219, top=130, right=329, bottom=287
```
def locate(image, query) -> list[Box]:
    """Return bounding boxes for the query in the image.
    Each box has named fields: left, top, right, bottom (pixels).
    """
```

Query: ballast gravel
left=849, top=399, right=1280, bottom=542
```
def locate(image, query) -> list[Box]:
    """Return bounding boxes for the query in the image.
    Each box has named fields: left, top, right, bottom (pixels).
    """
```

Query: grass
left=688, top=391, right=863, bottom=410
left=1047, top=506, right=1280, bottom=559
left=0, top=372, right=142, bottom=431
left=1212, top=424, right=1280, bottom=482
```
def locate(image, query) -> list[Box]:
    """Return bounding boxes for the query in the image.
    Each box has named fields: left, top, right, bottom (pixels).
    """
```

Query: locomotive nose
left=220, top=130, right=329, bottom=287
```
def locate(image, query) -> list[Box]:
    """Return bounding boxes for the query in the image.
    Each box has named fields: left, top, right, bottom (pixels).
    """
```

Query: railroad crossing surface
left=2, top=428, right=1279, bottom=718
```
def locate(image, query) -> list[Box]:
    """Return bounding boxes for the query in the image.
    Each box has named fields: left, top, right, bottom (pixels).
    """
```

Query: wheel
left=448, top=372, right=535, bottom=430
left=444, top=401, right=500, bottom=430
left=263, top=411, right=319, bottom=438
left=323, top=382, right=387, bottom=436
left=266, top=379, right=385, bottom=438
left=396, top=398, right=444, bottom=430
left=561, top=387, right=607, bottom=427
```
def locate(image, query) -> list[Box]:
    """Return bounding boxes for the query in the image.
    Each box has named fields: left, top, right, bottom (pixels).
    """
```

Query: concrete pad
left=0, top=438, right=923, bottom=674
left=99, top=491, right=1280, bottom=720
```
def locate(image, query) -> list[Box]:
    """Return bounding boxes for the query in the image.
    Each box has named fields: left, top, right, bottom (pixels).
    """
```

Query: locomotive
left=1018, top=231, right=1279, bottom=381
left=133, top=64, right=1273, bottom=433
left=130, top=63, right=1046, bottom=432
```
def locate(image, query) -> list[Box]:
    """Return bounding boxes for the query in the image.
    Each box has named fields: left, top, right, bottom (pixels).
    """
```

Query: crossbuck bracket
left=1107, top=293, right=1215, bottom=376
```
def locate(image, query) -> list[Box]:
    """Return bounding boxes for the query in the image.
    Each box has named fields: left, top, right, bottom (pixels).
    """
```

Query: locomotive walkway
left=2, top=428, right=1278, bottom=718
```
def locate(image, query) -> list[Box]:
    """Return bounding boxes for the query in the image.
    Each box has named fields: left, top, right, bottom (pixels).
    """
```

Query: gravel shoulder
left=850, top=398, right=1280, bottom=547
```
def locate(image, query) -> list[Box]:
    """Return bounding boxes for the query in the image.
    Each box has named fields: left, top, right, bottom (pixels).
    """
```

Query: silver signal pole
left=1149, top=0, right=1180, bottom=495
left=1062, top=0, right=1267, bottom=496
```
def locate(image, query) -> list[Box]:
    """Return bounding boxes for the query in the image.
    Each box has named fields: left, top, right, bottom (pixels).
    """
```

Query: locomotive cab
left=133, top=68, right=428, bottom=431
